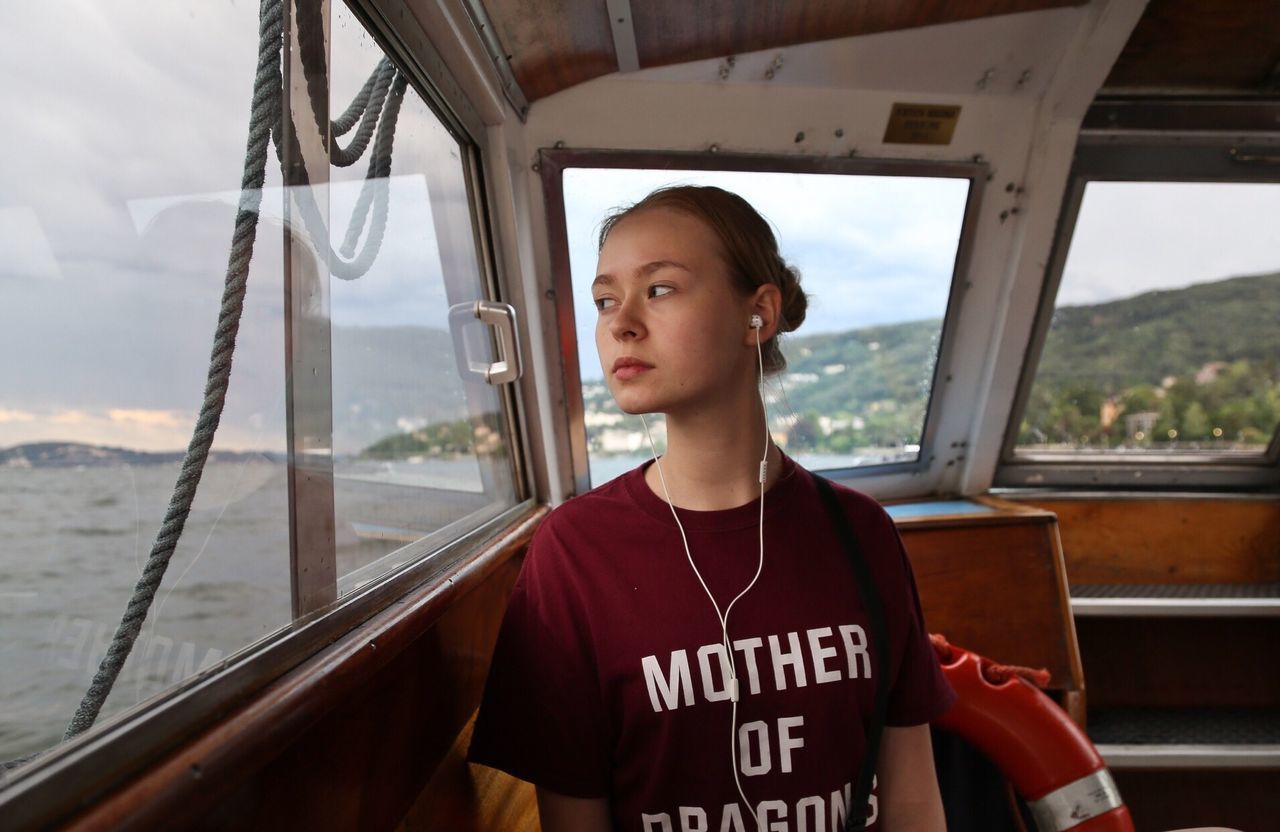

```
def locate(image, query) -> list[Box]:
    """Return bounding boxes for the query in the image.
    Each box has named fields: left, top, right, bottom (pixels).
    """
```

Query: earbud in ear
left=749, top=314, right=763, bottom=329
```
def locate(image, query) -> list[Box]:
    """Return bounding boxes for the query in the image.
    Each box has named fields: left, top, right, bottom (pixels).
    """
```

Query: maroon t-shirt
left=469, top=454, right=955, bottom=831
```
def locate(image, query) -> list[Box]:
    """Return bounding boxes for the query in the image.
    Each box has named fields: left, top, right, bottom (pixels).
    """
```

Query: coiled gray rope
left=62, top=0, right=403, bottom=741
left=339, top=74, right=406, bottom=262
left=334, top=64, right=379, bottom=134
left=269, top=67, right=407, bottom=280
left=271, top=0, right=406, bottom=280
left=329, top=58, right=395, bottom=167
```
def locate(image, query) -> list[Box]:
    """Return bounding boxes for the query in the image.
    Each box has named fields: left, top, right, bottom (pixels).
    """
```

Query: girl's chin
left=615, top=401, right=660, bottom=416
left=611, top=388, right=720, bottom=418
left=611, top=392, right=666, bottom=416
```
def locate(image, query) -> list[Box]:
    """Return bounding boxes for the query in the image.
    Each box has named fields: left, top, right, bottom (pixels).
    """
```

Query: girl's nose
left=609, top=295, right=646, bottom=340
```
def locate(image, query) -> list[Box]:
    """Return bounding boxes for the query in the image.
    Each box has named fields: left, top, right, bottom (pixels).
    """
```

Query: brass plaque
left=883, top=103, right=961, bottom=145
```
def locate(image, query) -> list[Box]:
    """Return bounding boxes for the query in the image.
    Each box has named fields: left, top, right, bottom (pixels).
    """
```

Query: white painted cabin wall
left=522, top=81, right=1041, bottom=503
left=959, top=0, right=1151, bottom=493
left=409, top=0, right=576, bottom=502
left=412, top=0, right=1149, bottom=503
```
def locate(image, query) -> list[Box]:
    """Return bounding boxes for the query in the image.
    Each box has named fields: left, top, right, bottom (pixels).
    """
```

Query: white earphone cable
left=638, top=319, right=770, bottom=830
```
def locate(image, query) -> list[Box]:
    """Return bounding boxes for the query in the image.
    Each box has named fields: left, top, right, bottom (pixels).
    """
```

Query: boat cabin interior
left=1, top=0, right=1277, bottom=830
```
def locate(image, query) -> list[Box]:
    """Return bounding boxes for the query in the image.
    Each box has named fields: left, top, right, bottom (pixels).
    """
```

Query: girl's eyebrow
left=592, top=260, right=692, bottom=289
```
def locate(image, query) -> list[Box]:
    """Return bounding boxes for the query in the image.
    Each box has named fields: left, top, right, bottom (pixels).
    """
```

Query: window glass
left=0, top=0, right=517, bottom=772
left=1, top=0, right=291, bottom=767
left=1014, top=182, right=1280, bottom=457
left=328, top=3, right=517, bottom=592
left=562, top=168, right=969, bottom=485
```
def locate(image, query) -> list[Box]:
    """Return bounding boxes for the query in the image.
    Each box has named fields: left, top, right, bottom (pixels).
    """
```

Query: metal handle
left=448, top=300, right=523, bottom=385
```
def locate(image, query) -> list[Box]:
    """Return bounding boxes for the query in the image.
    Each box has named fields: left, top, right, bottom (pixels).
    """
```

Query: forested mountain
left=25, top=273, right=1273, bottom=463
left=359, top=270, right=1280, bottom=458
left=780, top=319, right=939, bottom=417
left=1033, top=271, right=1280, bottom=391
left=776, top=270, right=1279, bottom=450
left=782, top=270, right=1278, bottom=409
left=571, top=270, right=1280, bottom=454
left=0, top=442, right=279, bottom=468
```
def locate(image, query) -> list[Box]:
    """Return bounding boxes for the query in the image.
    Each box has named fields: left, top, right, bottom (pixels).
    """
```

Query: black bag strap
left=814, top=476, right=890, bottom=832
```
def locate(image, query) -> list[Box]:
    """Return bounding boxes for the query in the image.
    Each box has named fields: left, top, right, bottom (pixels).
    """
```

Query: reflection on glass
left=563, top=168, right=969, bottom=485
left=0, top=0, right=519, bottom=771
left=328, top=3, right=516, bottom=589
left=1016, top=182, right=1280, bottom=456
left=1, top=2, right=291, bottom=763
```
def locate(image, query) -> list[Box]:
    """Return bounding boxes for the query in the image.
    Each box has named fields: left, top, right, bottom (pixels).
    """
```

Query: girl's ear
left=745, top=284, right=783, bottom=344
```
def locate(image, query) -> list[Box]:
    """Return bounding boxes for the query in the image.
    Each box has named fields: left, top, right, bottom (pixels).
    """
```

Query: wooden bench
left=889, top=496, right=1086, bottom=724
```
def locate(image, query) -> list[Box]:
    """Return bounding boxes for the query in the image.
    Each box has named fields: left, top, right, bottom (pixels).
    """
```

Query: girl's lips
left=614, top=364, right=652, bottom=381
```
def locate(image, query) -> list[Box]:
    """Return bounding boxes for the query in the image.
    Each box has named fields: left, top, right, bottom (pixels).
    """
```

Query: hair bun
left=779, top=264, right=808, bottom=333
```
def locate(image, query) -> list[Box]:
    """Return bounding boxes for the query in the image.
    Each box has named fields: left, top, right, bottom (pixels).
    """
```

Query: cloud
left=50, top=410, right=92, bottom=426
left=0, top=408, right=36, bottom=424
left=0, top=405, right=280, bottom=453
left=0, top=0, right=483, bottom=424
left=0, top=407, right=190, bottom=450
left=1, top=1, right=466, bottom=452
left=0, top=206, right=61, bottom=281
left=1060, top=182, right=1280, bottom=306
left=108, top=409, right=190, bottom=430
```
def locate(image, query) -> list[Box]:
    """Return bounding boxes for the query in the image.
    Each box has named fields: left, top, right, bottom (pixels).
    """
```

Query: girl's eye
left=594, top=296, right=616, bottom=311
left=648, top=285, right=674, bottom=299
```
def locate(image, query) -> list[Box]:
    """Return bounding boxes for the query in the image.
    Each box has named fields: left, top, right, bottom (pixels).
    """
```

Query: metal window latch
left=448, top=301, right=523, bottom=385
left=1228, top=147, right=1280, bottom=165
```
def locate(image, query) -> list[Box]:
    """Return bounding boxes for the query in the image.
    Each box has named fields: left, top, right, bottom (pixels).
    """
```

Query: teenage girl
left=470, top=186, right=954, bottom=832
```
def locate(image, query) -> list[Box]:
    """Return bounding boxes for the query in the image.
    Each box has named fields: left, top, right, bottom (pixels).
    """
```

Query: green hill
left=778, top=270, right=1280, bottom=450
left=1034, top=271, right=1280, bottom=391
left=374, top=270, right=1279, bottom=458
left=781, top=319, right=939, bottom=415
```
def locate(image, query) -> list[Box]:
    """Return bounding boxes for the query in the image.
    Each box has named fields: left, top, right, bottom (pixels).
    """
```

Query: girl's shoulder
left=544, top=465, right=642, bottom=525
left=796, top=464, right=897, bottom=533
left=527, top=463, right=651, bottom=556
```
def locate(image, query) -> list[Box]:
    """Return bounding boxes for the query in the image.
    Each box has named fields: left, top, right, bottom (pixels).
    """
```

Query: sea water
left=0, top=455, right=492, bottom=765
left=0, top=461, right=293, bottom=763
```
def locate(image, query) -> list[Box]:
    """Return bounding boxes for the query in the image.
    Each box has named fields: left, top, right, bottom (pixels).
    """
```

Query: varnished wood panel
left=482, top=0, right=618, bottom=101
left=891, top=493, right=1058, bottom=530
left=397, top=714, right=539, bottom=832
left=64, top=509, right=545, bottom=831
left=1013, top=498, right=1280, bottom=585
left=1104, top=0, right=1280, bottom=92
left=633, top=1, right=1083, bottom=72
left=1112, top=768, right=1280, bottom=832
left=1077, top=617, right=1280, bottom=708
left=480, top=0, right=1085, bottom=102
left=899, top=517, right=1085, bottom=696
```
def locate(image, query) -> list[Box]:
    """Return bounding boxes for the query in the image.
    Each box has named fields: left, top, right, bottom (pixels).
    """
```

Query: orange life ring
left=931, top=639, right=1135, bottom=832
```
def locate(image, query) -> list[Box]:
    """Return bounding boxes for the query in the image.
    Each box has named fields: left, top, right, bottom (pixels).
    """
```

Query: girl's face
left=593, top=208, right=758, bottom=417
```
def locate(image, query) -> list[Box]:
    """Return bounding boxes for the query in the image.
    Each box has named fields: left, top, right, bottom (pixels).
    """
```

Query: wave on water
left=0, top=461, right=294, bottom=764
left=64, top=526, right=129, bottom=537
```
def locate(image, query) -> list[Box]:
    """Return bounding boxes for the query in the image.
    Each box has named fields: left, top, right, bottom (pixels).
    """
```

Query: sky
left=1059, top=181, right=1280, bottom=305
left=564, top=168, right=968, bottom=381
left=0, top=1, right=471, bottom=452
left=1, top=3, right=1278, bottom=450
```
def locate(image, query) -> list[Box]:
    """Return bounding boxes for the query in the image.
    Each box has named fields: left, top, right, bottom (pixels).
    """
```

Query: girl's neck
left=643, top=394, right=784, bottom=511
